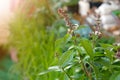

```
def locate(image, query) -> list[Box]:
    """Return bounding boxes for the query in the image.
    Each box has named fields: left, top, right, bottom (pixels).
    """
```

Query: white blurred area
left=0, top=0, right=19, bottom=44
left=78, top=0, right=120, bottom=37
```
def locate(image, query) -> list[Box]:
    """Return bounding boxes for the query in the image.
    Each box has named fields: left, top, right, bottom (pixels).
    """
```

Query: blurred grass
left=9, top=0, right=64, bottom=80
left=0, top=56, right=18, bottom=80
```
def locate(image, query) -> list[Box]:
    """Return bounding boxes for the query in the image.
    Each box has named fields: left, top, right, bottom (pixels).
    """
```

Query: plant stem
left=73, top=34, right=92, bottom=80
left=61, top=67, right=72, bottom=80
left=89, top=62, right=98, bottom=80
left=79, top=54, right=92, bottom=80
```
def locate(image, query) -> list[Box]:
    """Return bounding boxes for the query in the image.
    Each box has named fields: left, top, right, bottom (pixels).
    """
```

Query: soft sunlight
left=0, top=0, right=19, bottom=44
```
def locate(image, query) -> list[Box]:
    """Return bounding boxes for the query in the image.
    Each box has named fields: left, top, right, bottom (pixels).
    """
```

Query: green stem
left=89, top=61, right=98, bottom=80
left=61, top=67, right=72, bottom=80
left=73, top=33, right=92, bottom=80
left=78, top=53, right=92, bottom=80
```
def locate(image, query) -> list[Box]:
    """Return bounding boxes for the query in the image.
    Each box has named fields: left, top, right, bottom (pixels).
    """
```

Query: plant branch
left=78, top=53, right=92, bottom=80
left=74, top=34, right=92, bottom=80
left=89, top=61, right=98, bottom=80
left=61, top=67, right=72, bottom=80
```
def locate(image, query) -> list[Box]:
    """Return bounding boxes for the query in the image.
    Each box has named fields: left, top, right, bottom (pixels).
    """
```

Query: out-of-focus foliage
left=0, top=56, right=18, bottom=80
left=112, top=10, right=120, bottom=18
left=62, top=0, right=79, bottom=6
left=9, top=0, right=66, bottom=80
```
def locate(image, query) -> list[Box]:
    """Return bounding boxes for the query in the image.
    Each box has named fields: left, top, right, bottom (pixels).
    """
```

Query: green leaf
left=38, top=66, right=61, bottom=76
left=100, top=44, right=113, bottom=49
left=100, top=43, right=115, bottom=62
left=80, top=38, right=94, bottom=58
left=112, top=10, right=120, bottom=18
left=59, top=50, right=74, bottom=67
left=110, top=72, right=120, bottom=80
left=112, top=60, right=120, bottom=71
left=94, top=52, right=105, bottom=57
left=92, top=64, right=100, bottom=79
left=95, top=57, right=110, bottom=67
left=104, top=49, right=114, bottom=63
left=55, top=34, right=72, bottom=53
